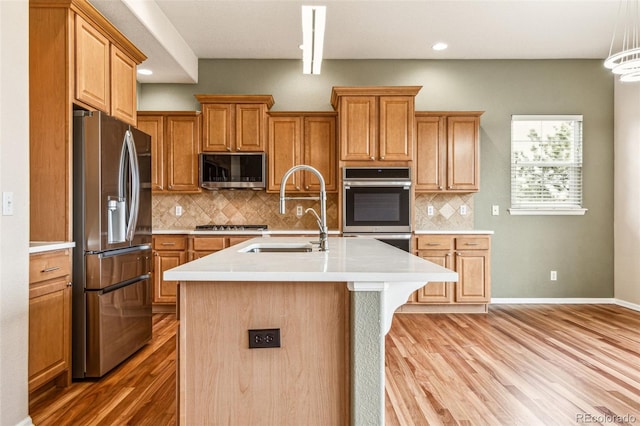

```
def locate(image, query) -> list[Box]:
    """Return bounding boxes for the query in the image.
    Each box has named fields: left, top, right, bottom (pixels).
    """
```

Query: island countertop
left=164, top=236, right=458, bottom=283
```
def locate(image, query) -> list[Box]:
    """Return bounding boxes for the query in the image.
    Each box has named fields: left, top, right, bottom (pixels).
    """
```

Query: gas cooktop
left=194, top=224, right=268, bottom=231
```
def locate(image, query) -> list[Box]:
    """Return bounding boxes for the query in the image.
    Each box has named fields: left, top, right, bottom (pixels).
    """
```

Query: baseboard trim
left=15, top=416, right=34, bottom=426
left=491, top=298, right=615, bottom=304
left=490, top=297, right=640, bottom=313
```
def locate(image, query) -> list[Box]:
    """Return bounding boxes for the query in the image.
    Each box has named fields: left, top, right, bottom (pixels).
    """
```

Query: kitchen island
left=165, top=237, right=457, bottom=426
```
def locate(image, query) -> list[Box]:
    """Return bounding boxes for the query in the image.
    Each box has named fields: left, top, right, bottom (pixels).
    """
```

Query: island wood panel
left=179, top=281, right=349, bottom=425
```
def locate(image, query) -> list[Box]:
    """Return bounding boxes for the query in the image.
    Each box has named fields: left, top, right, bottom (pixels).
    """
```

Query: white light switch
left=492, top=205, right=500, bottom=216
left=427, top=205, right=434, bottom=216
left=175, top=205, right=183, bottom=216
left=460, top=205, right=467, bottom=216
left=2, top=192, right=14, bottom=216
left=296, top=205, right=303, bottom=217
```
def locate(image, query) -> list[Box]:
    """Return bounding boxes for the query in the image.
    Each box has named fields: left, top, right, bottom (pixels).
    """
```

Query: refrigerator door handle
left=120, top=129, right=140, bottom=242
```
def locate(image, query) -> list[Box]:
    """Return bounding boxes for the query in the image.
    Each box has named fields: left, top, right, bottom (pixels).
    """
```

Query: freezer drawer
left=85, top=246, right=151, bottom=290
left=84, top=278, right=152, bottom=377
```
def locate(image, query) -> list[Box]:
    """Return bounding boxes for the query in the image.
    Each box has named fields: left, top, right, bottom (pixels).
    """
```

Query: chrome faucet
left=279, top=165, right=328, bottom=251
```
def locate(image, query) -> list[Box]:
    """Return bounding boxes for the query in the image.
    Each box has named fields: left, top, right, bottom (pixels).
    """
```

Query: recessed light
left=137, top=68, right=153, bottom=76
left=432, top=42, right=448, bottom=51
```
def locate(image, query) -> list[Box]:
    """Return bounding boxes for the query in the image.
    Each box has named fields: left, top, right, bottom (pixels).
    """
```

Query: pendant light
left=605, top=0, right=640, bottom=81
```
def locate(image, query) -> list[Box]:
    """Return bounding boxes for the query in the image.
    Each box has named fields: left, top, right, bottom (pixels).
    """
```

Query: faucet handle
left=304, top=207, right=323, bottom=229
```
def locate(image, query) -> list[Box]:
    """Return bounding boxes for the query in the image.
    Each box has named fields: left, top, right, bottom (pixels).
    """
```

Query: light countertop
left=29, top=241, right=76, bottom=254
left=153, top=229, right=341, bottom=236
left=164, top=236, right=457, bottom=283
left=414, top=230, right=494, bottom=235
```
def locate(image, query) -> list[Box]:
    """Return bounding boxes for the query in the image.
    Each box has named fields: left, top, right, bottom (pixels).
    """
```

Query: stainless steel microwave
left=199, top=153, right=266, bottom=190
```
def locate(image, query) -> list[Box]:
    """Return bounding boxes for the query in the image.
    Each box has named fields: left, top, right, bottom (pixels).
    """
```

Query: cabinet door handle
left=426, top=243, right=441, bottom=246
left=67, top=282, right=73, bottom=287
left=464, top=242, right=480, bottom=246
left=41, top=266, right=61, bottom=273
left=161, top=242, right=176, bottom=246
left=226, top=147, right=232, bottom=152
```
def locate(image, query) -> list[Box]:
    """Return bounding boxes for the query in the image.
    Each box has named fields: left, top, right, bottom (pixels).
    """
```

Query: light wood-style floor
left=30, top=305, right=640, bottom=425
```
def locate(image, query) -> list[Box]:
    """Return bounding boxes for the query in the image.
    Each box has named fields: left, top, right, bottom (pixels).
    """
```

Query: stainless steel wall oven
left=342, top=167, right=412, bottom=251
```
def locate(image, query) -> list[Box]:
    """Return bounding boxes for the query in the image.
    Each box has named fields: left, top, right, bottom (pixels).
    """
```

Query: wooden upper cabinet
left=110, top=45, right=137, bottom=125
left=137, top=114, right=165, bottom=191
left=448, top=115, right=480, bottom=191
left=75, top=14, right=110, bottom=114
left=415, top=112, right=483, bottom=193
left=338, top=96, right=377, bottom=161
left=379, top=96, right=414, bottom=161
left=196, top=95, right=274, bottom=152
left=267, top=112, right=337, bottom=193
left=304, top=115, right=337, bottom=192
left=331, top=86, right=420, bottom=163
left=166, top=113, right=201, bottom=192
left=138, top=111, right=201, bottom=193
left=30, top=0, right=146, bottom=242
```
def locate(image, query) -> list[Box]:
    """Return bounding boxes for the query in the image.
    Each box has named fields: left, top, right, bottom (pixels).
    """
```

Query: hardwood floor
left=30, top=305, right=640, bottom=425
left=386, top=305, right=640, bottom=425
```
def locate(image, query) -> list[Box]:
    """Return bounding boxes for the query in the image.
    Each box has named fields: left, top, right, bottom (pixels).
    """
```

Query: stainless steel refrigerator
left=72, top=110, right=153, bottom=379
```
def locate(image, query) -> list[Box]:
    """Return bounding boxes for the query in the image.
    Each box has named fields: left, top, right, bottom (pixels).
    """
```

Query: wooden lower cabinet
left=29, top=249, right=72, bottom=394
left=408, top=234, right=491, bottom=312
left=153, top=235, right=188, bottom=307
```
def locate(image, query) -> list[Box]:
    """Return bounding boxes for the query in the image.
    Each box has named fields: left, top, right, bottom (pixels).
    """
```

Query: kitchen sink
left=240, top=242, right=314, bottom=253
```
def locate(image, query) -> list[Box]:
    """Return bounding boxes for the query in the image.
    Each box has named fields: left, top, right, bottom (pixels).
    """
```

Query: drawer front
left=153, top=235, right=187, bottom=251
left=455, top=237, right=490, bottom=250
left=193, top=237, right=227, bottom=251
left=30, top=250, right=71, bottom=283
left=416, top=235, right=453, bottom=251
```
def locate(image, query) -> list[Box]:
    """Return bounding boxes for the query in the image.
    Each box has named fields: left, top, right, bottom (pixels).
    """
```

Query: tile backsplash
left=414, top=193, right=474, bottom=230
left=152, top=191, right=339, bottom=230
left=153, top=191, right=473, bottom=231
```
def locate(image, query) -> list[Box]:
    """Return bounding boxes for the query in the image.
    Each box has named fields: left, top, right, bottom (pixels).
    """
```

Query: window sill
left=508, top=208, right=588, bottom=216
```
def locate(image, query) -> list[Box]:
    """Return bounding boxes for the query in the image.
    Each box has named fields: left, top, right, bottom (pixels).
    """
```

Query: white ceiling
left=89, top=0, right=622, bottom=84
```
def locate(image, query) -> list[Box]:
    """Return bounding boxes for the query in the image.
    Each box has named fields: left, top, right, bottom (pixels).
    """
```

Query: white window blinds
left=510, top=115, right=584, bottom=213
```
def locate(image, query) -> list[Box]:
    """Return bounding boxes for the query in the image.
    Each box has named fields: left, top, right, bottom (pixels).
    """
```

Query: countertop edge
left=29, top=241, right=76, bottom=254
left=153, top=229, right=494, bottom=236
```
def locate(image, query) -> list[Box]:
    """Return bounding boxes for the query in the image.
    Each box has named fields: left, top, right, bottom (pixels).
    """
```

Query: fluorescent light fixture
left=137, top=68, right=153, bottom=75
left=301, top=5, right=326, bottom=75
left=432, top=42, right=448, bottom=51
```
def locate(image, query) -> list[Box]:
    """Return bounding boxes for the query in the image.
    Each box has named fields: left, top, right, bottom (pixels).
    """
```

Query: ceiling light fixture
left=605, top=0, right=640, bottom=81
left=301, top=5, right=326, bottom=75
left=432, top=42, right=448, bottom=51
left=137, top=68, right=153, bottom=76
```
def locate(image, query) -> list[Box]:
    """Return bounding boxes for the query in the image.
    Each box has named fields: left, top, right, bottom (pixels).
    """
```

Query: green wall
left=140, top=59, right=614, bottom=298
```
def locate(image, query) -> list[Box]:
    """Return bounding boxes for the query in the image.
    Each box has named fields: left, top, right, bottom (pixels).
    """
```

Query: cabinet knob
left=438, top=186, right=443, bottom=190
left=67, top=282, right=73, bottom=287
left=295, top=186, right=300, bottom=190
left=236, top=147, right=241, bottom=151
left=370, top=156, right=375, bottom=160
left=448, top=185, right=453, bottom=189
left=380, top=156, right=385, bottom=160
left=305, top=185, right=310, bottom=190
left=226, top=147, right=232, bottom=152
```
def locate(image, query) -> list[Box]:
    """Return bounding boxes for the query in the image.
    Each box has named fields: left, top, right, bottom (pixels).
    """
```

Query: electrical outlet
left=175, top=205, right=183, bottom=216
left=460, top=205, right=467, bottom=215
left=492, top=205, right=500, bottom=216
left=550, top=270, right=557, bottom=281
left=427, top=205, right=435, bottom=216
left=2, top=192, right=14, bottom=216
left=296, top=205, right=303, bottom=217
left=248, top=329, right=281, bottom=349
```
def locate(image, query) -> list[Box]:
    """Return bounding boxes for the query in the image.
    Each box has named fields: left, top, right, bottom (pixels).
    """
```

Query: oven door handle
left=344, top=233, right=412, bottom=240
left=343, top=180, right=412, bottom=188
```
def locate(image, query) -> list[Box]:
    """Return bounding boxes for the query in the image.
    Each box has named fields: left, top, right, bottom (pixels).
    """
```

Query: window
left=509, top=115, right=587, bottom=215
